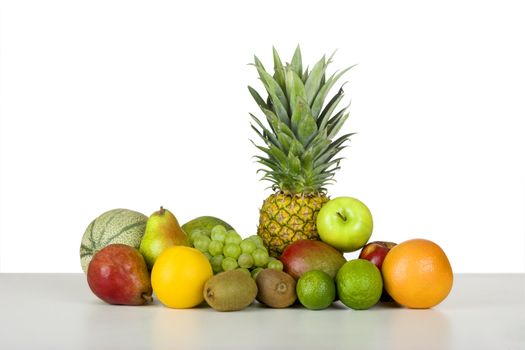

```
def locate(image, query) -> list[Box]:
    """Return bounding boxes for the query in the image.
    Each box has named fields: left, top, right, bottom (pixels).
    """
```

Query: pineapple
left=249, top=46, right=355, bottom=257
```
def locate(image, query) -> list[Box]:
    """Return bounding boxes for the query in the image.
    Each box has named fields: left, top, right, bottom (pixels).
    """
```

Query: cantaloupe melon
left=80, top=208, right=147, bottom=273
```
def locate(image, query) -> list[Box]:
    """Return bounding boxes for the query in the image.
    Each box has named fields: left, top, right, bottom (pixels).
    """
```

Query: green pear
left=139, top=206, right=189, bottom=269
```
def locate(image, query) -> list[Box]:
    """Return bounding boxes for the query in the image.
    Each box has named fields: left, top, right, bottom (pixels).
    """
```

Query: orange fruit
left=151, top=246, right=213, bottom=308
left=382, top=238, right=453, bottom=309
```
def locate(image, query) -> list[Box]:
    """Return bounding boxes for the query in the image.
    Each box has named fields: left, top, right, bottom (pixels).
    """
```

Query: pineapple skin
left=257, top=192, right=329, bottom=257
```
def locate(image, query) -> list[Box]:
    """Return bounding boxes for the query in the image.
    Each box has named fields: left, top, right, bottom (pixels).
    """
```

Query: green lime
left=296, top=270, right=336, bottom=310
left=336, top=259, right=383, bottom=310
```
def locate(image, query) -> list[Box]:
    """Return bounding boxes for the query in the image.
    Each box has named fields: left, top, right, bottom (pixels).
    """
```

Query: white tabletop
left=0, top=273, right=523, bottom=349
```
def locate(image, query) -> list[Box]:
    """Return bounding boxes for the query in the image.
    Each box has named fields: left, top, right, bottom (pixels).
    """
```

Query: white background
left=1, top=0, right=524, bottom=273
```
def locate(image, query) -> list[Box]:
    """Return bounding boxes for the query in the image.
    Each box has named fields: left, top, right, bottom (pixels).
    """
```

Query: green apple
left=316, top=197, right=373, bottom=252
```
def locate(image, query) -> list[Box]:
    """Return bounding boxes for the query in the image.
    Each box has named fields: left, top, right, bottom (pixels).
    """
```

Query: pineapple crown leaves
left=248, top=45, right=356, bottom=195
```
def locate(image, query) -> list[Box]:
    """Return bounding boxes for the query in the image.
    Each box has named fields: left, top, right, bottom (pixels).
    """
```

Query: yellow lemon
left=151, top=246, right=213, bottom=308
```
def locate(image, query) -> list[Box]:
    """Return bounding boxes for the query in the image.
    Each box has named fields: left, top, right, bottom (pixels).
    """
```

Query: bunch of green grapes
left=189, top=225, right=283, bottom=278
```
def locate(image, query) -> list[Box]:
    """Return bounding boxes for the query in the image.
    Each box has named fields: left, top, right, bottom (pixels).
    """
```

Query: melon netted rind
left=79, top=208, right=147, bottom=273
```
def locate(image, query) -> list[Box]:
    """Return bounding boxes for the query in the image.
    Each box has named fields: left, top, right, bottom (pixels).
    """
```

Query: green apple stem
left=337, top=211, right=347, bottom=222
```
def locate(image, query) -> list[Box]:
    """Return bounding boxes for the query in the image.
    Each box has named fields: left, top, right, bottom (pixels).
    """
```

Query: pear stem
left=159, top=206, right=165, bottom=215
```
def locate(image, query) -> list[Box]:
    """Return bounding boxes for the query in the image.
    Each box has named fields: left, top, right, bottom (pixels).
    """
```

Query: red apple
left=359, top=241, right=397, bottom=301
left=87, top=244, right=153, bottom=305
left=359, top=241, right=396, bottom=270
left=281, top=240, right=346, bottom=280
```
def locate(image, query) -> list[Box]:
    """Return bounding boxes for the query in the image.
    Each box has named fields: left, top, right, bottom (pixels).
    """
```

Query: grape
left=225, top=231, right=242, bottom=245
left=238, top=253, right=254, bottom=269
left=189, top=229, right=208, bottom=245
left=197, top=228, right=211, bottom=237
left=237, top=268, right=251, bottom=277
left=210, top=255, right=224, bottom=274
left=251, top=267, right=264, bottom=280
left=193, top=235, right=211, bottom=253
left=222, top=257, right=238, bottom=271
left=223, top=243, right=241, bottom=259
left=248, top=235, right=265, bottom=247
left=240, top=239, right=257, bottom=254
left=211, top=225, right=227, bottom=242
left=268, top=259, right=284, bottom=271
left=208, top=240, right=224, bottom=256
left=253, top=248, right=270, bottom=267
left=203, top=251, right=212, bottom=260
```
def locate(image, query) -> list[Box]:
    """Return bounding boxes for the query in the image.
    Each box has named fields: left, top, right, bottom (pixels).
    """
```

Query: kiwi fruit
left=203, top=270, right=258, bottom=311
left=255, top=269, right=297, bottom=308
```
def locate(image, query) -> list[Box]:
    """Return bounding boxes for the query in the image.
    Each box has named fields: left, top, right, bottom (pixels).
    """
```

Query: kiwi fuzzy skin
left=256, top=269, right=297, bottom=308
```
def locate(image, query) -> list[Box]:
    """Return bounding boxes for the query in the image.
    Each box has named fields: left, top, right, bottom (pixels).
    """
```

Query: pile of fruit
left=79, top=46, right=453, bottom=312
